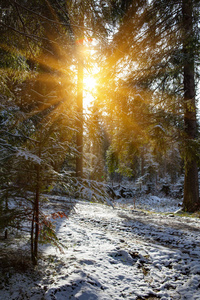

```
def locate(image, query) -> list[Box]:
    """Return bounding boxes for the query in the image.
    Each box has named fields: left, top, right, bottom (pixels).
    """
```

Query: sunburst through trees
left=0, top=0, right=200, bottom=265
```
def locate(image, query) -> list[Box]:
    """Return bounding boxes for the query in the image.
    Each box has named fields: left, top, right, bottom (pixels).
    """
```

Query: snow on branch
left=16, top=149, right=42, bottom=164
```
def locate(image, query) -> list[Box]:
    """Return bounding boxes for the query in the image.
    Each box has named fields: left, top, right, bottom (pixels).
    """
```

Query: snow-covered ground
left=0, top=195, right=200, bottom=300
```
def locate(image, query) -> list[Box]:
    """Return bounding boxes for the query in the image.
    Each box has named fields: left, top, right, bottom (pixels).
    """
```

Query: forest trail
left=43, top=200, right=200, bottom=299
left=1, top=199, right=200, bottom=299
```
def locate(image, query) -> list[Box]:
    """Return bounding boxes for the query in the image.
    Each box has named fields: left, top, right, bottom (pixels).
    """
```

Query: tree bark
left=32, top=144, right=41, bottom=265
left=76, top=15, right=84, bottom=178
left=32, top=165, right=40, bottom=265
left=182, top=0, right=200, bottom=212
left=76, top=54, right=84, bottom=178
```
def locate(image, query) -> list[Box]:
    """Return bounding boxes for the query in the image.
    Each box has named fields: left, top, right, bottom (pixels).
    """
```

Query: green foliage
left=106, top=146, right=118, bottom=176
left=181, top=138, right=200, bottom=167
left=84, top=105, right=108, bottom=181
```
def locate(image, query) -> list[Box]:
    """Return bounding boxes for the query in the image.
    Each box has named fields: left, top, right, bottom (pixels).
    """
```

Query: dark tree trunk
left=32, top=145, right=41, bottom=265
left=4, top=195, right=8, bottom=239
left=31, top=211, right=34, bottom=263
left=182, top=0, right=200, bottom=212
left=32, top=166, right=40, bottom=265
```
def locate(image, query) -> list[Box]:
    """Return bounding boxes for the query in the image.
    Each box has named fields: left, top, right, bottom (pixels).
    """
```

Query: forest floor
left=0, top=194, right=200, bottom=299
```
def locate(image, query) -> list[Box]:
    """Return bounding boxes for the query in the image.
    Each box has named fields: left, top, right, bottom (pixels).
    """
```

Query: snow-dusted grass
left=0, top=194, right=200, bottom=299
left=115, top=194, right=182, bottom=213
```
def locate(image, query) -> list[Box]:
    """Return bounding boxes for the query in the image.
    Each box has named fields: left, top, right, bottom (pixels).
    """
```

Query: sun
left=84, top=74, right=96, bottom=92
left=83, top=74, right=97, bottom=108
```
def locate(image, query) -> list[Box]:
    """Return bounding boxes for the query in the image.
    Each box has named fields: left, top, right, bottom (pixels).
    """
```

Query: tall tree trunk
left=182, top=0, right=200, bottom=212
left=32, top=144, right=41, bottom=265
left=33, top=166, right=40, bottom=265
left=4, top=193, right=8, bottom=239
left=76, top=15, right=84, bottom=178
left=31, top=211, right=34, bottom=263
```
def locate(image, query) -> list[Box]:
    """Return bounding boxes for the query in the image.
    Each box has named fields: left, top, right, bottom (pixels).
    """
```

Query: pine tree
left=99, top=0, right=200, bottom=210
left=0, top=0, right=77, bottom=263
left=142, top=0, right=200, bottom=211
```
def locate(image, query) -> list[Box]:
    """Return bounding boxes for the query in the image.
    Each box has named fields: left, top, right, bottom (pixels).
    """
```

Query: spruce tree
left=100, top=0, right=200, bottom=210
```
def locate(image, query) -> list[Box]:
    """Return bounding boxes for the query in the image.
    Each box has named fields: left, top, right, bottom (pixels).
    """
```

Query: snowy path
left=44, top=201, right=200, bottom=300
left=1, top=200, right=200, bottom=299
